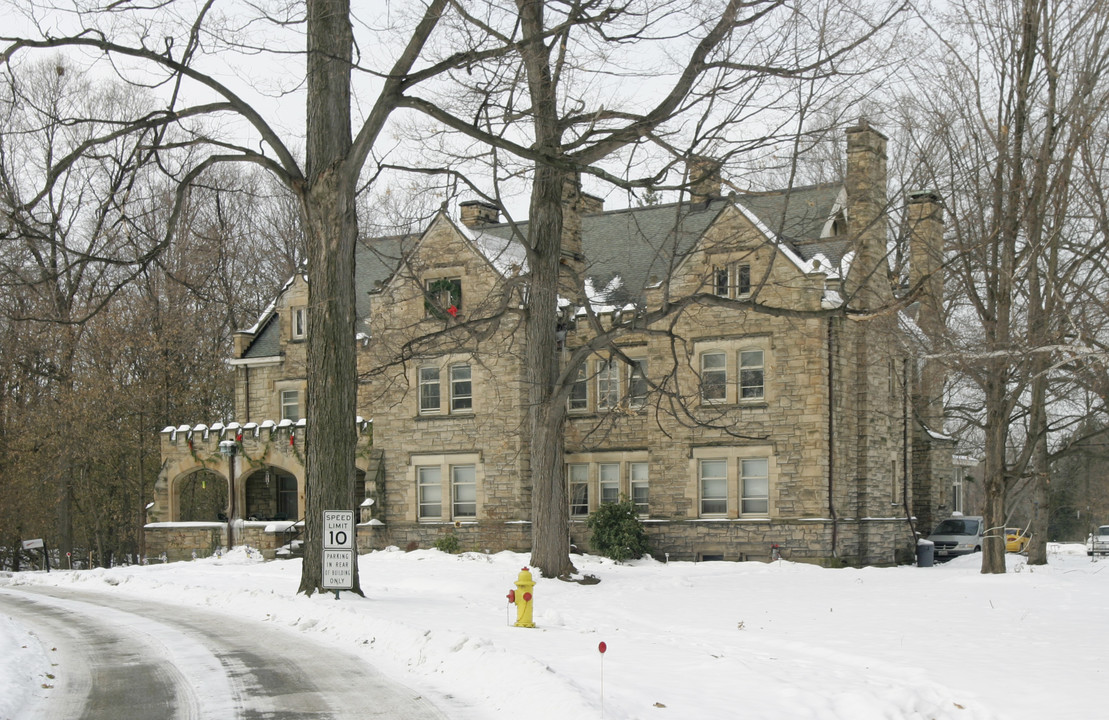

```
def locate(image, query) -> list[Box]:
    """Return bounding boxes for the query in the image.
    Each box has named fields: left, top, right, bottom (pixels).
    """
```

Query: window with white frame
left=418, top=466, right=443, bottom=519
left=710, top=263, right=753, bottom=298
left=630, top=462, right=649, bottom=515
left=566, top=456, right=649, bottom=517
left=568, top=365, right=588, bottom=412
left=700, top=459, right=728, bottom=515
left=291, top=306, right=307, bottom=340
left=419, top=366, right=441, bottom=414
left=739, top=350, right=764, bottom=400
left=413, top=455, right=482, bottom=521
left=700, top=351, right=727, bottom=403
left=597, top=359, right=620, bottom=410
left=417, top=360, right=476, bottom=415
left=280, top=389, right=300, bottom=422
left=452, top=465, right=477, bottom=517
left=694, top=450, right=774, bottom=518
left=694, top=342, right=769, bottom=405
left=735, top=264, right=752, bottom=296
left=951, top=468, right=964, bottom=513
left=628, top=358, right=648, bottom=408
left=599, top=463, right=620, bottom=505
left=568, top=464, right=589, bottom=517
left=450, top=364, right=472, bottom=412
left=740, top=458, right=769, bottom=514
left=712, top=266, right=729, bottom=296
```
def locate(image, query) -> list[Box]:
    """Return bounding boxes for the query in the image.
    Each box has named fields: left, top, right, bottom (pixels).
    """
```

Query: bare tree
left=388, top=0, right=907, bottom=577
left=2, top=0, right=514, bottom=592
left=903, top=0, right=1109, bottom=572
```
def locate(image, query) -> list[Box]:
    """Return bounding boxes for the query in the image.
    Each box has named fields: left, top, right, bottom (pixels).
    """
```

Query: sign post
left=21, top=539, right=47, bottom=572
left=322, top=510, right=354, bottom=593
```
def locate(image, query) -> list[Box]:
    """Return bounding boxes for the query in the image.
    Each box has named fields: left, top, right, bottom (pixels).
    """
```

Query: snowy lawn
left=2, top=544, right=1105, bottom=720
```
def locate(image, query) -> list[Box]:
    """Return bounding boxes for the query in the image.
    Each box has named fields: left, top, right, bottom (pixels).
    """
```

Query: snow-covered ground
left=2, top=544, right=1105, bottom=720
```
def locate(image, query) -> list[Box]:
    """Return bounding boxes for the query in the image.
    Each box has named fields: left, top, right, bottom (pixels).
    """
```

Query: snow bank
left=3, top=546, right=1106, bottom=719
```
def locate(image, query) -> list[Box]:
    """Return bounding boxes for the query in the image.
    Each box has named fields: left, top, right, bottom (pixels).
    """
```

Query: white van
left=1087, top=525, right=1109, bottom=556
left=926, top=516, right=985, bottom=561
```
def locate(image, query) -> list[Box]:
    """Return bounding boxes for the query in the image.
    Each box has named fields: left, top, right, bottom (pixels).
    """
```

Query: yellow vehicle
left=1005, top=528, right=1030, bottom=553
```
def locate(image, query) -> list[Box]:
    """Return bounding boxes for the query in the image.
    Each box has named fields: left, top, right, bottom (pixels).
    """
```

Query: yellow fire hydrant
left=506, top=566, right=536, bottom=628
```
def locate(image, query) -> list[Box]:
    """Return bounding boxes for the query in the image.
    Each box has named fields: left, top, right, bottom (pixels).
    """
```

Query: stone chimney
left=906, top=189, right=945, bottom=430
left=907, top=190, right=944, bottom=334
left=233, top=330, right=252, bottom=357
left=459, top=200, right=500, bottom=228
left=580, top=193, right=604, bottom=215
left=560, top=175, right=588, bottom=295
left=844, top=119, right=891, bottom=310
left=688, top=157, right=722, bottom=204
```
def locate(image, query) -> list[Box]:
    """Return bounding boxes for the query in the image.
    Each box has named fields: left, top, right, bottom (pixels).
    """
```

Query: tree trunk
left=526, top=163, right=575, bottom=579
left=298, top=0, right=361, bottom=596
left=981, top=387, right=1008, bottom=574
left=516, top=0, right=575, bottom=579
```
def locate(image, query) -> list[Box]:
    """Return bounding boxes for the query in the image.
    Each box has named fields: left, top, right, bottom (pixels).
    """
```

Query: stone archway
left=244, top=466, right=301, bottom=521
left=176, top=469, right=228, bottom=522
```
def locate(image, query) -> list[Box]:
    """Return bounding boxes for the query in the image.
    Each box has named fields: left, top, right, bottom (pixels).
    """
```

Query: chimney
left=907, top=190, right=944, bottom=331
left=459, top=200, right=500, bottom=228
left=906, top=189, right=945, bottom=430
left=844, top=119, right=891, bottom=310
left=560, top=175, right=587, bottom=295
left=233, top=330, right=252, bottom=357
left=688, top=157, right=722, bottom=204
left=580, top=193, right=604, bottom=215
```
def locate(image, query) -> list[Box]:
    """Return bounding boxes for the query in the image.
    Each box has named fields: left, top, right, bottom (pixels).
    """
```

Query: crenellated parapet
left=148, top=417, right=373, bottom=526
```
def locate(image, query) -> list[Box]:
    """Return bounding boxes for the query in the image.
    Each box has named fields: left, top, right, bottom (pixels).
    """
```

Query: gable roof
left=473, top=182, right=845, bottom=305
left=238, top=180, right=847, bottom=353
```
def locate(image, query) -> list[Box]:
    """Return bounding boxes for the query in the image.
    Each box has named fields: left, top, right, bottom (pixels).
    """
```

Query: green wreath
left=424, top=278, right=462, bottom=319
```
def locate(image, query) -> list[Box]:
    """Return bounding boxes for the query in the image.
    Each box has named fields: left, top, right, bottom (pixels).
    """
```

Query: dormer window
left=291, top=307, right=307, bottom=340
left=425, top=277, right=463, bottom=319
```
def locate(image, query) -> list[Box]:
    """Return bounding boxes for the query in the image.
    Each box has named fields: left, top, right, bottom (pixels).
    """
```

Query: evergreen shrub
left=585, top=498, right=650, bottom=562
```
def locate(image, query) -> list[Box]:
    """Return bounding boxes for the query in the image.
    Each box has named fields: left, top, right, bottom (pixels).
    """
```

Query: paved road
left=0, top=586, right=446, bottom=720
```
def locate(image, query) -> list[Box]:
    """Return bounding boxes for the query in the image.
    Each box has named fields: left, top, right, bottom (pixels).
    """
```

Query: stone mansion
left=145, top=121, right=957, bottom=566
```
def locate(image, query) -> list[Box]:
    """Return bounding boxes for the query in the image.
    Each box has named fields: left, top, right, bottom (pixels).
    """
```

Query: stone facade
left=147, top=122, right=954, bottom=567
left=145, top=272, right=374, bottom=558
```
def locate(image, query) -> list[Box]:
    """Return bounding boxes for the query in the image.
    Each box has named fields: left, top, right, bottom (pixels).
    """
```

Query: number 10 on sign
left=323, top=511, right=354, bottom=549
left=322, top=510, right=354, bottom=591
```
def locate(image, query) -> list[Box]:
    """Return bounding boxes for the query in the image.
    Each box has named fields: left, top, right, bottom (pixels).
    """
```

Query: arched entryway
left=177, top=469, right=228, bottom=521
left=244, top=466, right=300, bottom=521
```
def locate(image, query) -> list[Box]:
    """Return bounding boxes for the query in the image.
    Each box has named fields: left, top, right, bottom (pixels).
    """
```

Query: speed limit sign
left=323, top=511, right=354, bottom=550
left=322, top=510, right=354, bottom=590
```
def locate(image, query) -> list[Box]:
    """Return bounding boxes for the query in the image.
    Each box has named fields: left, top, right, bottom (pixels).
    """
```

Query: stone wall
left=569, top=517, right=911, bottom=566
left=144, top=523, right=225, bottom=562
left=364, top=214, right=533, bottom=542
left=358, top=520, right=532, bottom=554
left=145, top=520, right=301, bottom=561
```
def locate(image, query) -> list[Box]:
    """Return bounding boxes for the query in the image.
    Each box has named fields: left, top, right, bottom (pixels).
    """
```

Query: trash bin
left=916, top=538, right=934, bottom=567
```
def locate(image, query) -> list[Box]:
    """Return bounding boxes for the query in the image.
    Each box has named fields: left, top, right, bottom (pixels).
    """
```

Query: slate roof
left=740, top=183, right=847, bottom=262
left=243, top=314, right=282, bottom=359
left=240, top=236, right=406, bottom=359
left=477, top=181, right=844, bottom=305
left=238, top=181, right=845, bottom=356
